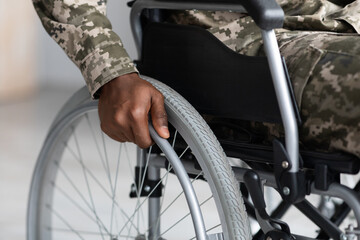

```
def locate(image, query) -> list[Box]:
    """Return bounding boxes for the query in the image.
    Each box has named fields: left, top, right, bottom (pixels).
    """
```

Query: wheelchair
left=27, top=0, right=360, bottom=239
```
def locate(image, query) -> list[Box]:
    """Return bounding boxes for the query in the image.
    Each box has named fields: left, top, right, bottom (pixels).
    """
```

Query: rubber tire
left=27, top=76, right=251, bottom=240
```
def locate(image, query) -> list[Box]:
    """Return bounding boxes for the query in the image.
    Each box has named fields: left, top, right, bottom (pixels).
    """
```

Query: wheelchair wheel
left=27, top=77, right=251, bottom=240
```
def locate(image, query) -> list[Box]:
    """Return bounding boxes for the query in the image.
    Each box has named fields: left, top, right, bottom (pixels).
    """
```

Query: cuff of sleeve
left=91, top=67, right=139, bottom=99
left=79, top=45, right=139, bottom=99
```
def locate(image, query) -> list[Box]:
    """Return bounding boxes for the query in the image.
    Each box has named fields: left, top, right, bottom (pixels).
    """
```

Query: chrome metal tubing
left=148, top=166, right=162, bottom=239
left=312, top=183, right=360, bottom=228
left=130, top=0, right=246, bottom=59
left=208, top=232, right=225, bottom=240
left=149, top=154, right=203, bottom=176
left=149, top=124, right=208, bottom=240
left=136, top=148, right=147, bottom=167
left=261, top=30, right=299, bottom=172
left=131, top=1, right=299, bottom=172
left=234, top=167, right=360, bottom=230
left=131, top=1, right=298, bottom=170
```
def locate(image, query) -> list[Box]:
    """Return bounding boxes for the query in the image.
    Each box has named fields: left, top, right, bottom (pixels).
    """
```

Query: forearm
left=32, top=0, right=138, bottom=98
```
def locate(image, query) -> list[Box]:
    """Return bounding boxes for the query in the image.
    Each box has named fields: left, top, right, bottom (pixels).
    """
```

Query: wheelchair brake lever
left=127, top=0, right=135, bottom=7
left=244, top=170, right=293, bottom=238
left=243, top=170, right=267, bottom=214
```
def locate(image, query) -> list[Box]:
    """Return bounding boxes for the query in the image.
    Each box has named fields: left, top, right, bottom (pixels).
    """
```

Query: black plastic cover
left=155, top=0, right=284, bottom=30
left=273, top=140, right=306, bottom=203
left=221, top=139, right=360, bottom=174
left=138, top=22, right=360, bottom=175
left=265, top=229, right=293, bottom=240
left=243, top=170, right=267, bottom=210
left=137, top=22, right=283, bottom=123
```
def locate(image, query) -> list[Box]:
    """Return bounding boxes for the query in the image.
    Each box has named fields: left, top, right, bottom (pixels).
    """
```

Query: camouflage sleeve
left=32, top=0, right=138, bottom=98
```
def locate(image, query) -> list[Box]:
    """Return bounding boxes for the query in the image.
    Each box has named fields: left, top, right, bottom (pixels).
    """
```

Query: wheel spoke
left=56, top=163, right=110, bottom=234
left=159, top=195, right=213, bottom=238
left=110, top=143, right=123, bottom=234
left=161, top=171, right=203, bottom=217
left=62, top=139, right=141, bottom=237
left=85, top=114, right=108, bottom=178
left=146, top=137, right=189, bottom=237
left=49, top=227, right=116, bottom=237
left=73, top=128, right=107, bottom=240
left=63, top=142, right=114, bottom=202
left=101, top=131, right=114, bottom=193
left=118, top=144, right=192, bottom=237
left=49, top=226, right=138, bottom=239
left=152, top=162, right=172, bottom=237
left=172, top=130, right=178, bottom=148
left=190, top=224, right=222, bottom=240
left=117, top=167, right=174, bottom=236
left=124, top=144, right=140, bottom=197
left=139, top=147, right=153, bottom=201
left=52, top=182, right=106, bottom=231
left=179, top=146, right=190, bottom=158
left=64, top=140, right=130, bottom=232
left=123, top=144, right=148, bottom=236
left=148, top=171, right=204, bottom=235
left=137, top=146, right=153, bottom=232
left=46, top=204, right=87, bottom=240
left=119, top=208, right=141, bottom=234
left=32, top=82, right=250, bottom=240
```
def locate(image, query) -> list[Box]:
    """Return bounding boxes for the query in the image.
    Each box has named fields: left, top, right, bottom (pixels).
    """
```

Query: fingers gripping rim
left=142, top=75, right=252, bottom=240
left=28, top=78, right=251, bottom=240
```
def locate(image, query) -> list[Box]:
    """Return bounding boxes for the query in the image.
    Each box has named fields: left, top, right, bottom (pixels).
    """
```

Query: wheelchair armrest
left=131, top=0, right=284, bottom=53
left=155, top=0, right=284, bottom=30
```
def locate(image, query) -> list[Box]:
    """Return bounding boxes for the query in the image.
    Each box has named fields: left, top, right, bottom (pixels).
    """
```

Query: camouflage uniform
left=32, top=0, right=138, bottom=98
left=33, top=0, right=360, bottom=157
left=170, top=1, right=360, bottom=157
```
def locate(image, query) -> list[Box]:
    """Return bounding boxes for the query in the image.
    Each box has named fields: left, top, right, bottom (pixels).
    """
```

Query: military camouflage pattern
left=32, top=0, right=138, bottom=98
left=34, top=0, right=360, bottom=157
left=300, top=38, right=360, bottom=156
left=250, top=32, right=360, bottom=157
left=170, top=1, right=360, bottom=157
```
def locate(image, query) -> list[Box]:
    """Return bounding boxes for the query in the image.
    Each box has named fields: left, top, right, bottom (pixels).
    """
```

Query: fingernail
left=161, top=126, right=170, bottom=138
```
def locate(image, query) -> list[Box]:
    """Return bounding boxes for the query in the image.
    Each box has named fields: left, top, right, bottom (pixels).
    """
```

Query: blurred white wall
left=0, top=0, right=37, bottom=100
left=36, top=0, right=137, bottom=89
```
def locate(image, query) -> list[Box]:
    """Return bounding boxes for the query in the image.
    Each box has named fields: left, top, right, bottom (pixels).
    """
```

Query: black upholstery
left=137, top=22, right=283, bottom=123
left=137, top=22, right=360, bottom=174
left=221, top=140, right=360, bottom=174
left=154, top=0, right=284, bottom=30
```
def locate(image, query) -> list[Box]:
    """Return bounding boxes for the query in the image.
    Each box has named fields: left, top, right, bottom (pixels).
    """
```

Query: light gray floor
left=0, top=86, right=356, bottom=239
left=0, top=86, right=77, bottom=240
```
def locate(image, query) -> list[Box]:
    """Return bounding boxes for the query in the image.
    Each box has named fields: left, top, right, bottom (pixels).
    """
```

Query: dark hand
left=98, top=73, right=169, bottom=148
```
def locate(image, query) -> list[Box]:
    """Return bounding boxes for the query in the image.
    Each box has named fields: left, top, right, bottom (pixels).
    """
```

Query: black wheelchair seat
left=137, top=22, right=282, bottom=123
left=137, top=22, right=360, bottom=175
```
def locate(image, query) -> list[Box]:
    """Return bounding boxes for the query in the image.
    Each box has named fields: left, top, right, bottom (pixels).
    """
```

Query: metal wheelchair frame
left=26, top=1, right=360, bottom=240
left=130, top=0, right=360, bottom=239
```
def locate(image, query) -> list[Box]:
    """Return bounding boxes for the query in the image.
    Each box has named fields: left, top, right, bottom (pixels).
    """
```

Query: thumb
left=151, top=93, right=169, bottom=139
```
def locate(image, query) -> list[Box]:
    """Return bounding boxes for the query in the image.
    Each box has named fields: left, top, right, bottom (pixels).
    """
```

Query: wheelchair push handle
left=154, top=0, right=284, bottom=30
